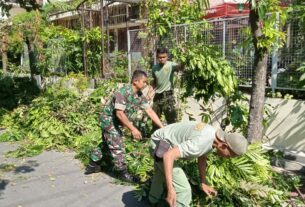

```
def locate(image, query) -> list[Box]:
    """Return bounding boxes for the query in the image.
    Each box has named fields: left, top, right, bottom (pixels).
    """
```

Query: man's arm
left=198, top=155, right=217, bottom=197
left=150, top=76, right=156, bottom=89
left=147, top=74, right=157, bottom=100
left=198, top=155, right=207, bottom=184
left=145, top=107, right=163, bottom=128
left=163, top=147, right=181, bottom=207
left=115, top=110, right=142, bottom=139
left=146, top=85, right=155, bottom=101
left=173, top=62, right=185, bottom=72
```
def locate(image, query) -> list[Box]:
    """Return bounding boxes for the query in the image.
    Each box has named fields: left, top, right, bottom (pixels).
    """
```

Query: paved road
left=0, top=142, right=150, bottom=207
left=0, top=98, right=204, bottom=207
left=0, top=97, right=202, bottom=207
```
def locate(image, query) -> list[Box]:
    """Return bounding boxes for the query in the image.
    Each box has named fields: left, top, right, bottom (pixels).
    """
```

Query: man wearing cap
left=148, top=121, right=248, bottom=207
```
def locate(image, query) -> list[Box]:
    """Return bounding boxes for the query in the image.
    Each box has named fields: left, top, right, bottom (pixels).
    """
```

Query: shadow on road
left=122, top=191, right=150, bottom=207
left=14, top=160, right=39, bottom=174
left=0, top=179, right=10, bottom=197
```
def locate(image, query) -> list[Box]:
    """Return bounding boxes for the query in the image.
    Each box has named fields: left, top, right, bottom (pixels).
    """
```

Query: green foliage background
left=0, top=76, right=40, bottom=110
left=0, top=74, right=302, bottom=206
left=0, top=0, right=304, bottom=206
left=0, top=76, right=117, bottom=161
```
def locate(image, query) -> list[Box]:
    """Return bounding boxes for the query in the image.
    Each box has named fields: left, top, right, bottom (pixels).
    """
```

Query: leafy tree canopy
left=0, top=0, right=41, bottom=16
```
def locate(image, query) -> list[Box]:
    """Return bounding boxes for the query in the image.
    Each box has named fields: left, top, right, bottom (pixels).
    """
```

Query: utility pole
left=100, top=0, right=105, bottom=78
left=106, top=4, right=110, bottom=62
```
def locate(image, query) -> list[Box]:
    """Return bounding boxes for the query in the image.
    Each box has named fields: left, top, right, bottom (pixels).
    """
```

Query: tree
left=145, top=0, right=237, bottom=113
left=0, top=23, right=10, bottom=73
left=247, top=0, right=285, bottom=142
left=247, top=1, right=268, bottom=143
left=0, top=0, right=41, bottom=17
left=1, top=35, right=8, bottom=73
left=10, top=10, right=45, bottom=77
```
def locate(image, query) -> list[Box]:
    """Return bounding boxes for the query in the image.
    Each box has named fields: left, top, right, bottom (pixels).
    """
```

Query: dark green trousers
left=152, top=91, right=177, bottom=130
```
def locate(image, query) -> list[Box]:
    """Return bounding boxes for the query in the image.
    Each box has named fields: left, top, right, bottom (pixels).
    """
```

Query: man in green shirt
left=148, top=48, right=182, bottom=130
left=149, top=121, right=248, bottom=207
left=85, top=70, right=163, bottom=182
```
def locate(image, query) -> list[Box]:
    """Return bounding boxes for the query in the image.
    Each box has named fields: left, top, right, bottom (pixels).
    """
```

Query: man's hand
left=166, top=187, right=176, bottom=207
left=115, top=110, right=143, bottom=140
left=131, top=128, right=142, bottom=140
left=201, top=183, right=217, bottom=198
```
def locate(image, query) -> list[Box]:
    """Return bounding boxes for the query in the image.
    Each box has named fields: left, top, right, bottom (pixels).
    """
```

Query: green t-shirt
left=152, top=61, right=179, bottom=93
left=151, top=121, right=216, bottom=159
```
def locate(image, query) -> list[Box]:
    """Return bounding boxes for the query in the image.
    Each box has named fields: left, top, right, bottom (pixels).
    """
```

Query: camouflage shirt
left=100, top=84, right=150, bottom=129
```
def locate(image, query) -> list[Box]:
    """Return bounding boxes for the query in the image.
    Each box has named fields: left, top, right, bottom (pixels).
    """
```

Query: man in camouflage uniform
left=85, top=70, right=163, bottom=182
left=147, top=47, right=183, bottom=131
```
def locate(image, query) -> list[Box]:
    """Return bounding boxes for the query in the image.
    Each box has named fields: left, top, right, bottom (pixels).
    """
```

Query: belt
left=154, top=140, right=171, bottom=162
left=155, top=90, right=173, bottom=98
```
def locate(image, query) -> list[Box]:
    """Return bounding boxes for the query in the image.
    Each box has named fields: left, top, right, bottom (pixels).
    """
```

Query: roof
left=204, top=3, right=250, bottom=19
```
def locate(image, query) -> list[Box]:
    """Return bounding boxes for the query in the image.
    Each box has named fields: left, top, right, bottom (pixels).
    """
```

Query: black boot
left=84, top=159, right=101, bottom=175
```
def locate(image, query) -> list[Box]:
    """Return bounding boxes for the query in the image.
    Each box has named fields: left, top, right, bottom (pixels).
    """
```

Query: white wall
left=0, top=7, right=8, bottom=20
left=209, top=0, right=248, bottom=7
left=182, top=97, right=305, bottom=153
left=263, top=98, right=305, bottom=153
left=224, top=0, right=247, bottom=3
left=209, top=0, right=224, bottom=7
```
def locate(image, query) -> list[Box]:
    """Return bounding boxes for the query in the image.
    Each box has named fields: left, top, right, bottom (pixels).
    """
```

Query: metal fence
left=127, top=14, right=305, bottom=91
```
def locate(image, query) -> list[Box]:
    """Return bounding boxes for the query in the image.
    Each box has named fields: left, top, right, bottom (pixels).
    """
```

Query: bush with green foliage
left=130, top=140, right=301, bottom=206
left=40, top=26, right=105, bottom=77
left=140, top=1, right=301, bottom=204
left=109, top=51, right=129, bottom=82
left=4, top=1, right=305, bottom=201
left=7, top=8, right=107, bottom=77
left=0, top=75, right=117, bottom=161
left=0, top=75, right=40, bottom=110
left=0, top=74, right=302, bottom=206
left=172, top=42, right=237, bottom=102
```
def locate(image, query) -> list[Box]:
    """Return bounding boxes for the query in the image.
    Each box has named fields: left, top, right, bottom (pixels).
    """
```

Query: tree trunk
left=247, top=2, right=268, bottom=143
left=1, top=35, right=8, bottom=73
left=2, top=50, right=8, bottom=74
left=25, top=36, right=38, bottom=78
left=1, top=48, right=8, bottom=74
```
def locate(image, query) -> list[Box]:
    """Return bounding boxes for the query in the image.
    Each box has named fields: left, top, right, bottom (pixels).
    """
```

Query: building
left=48, top=0, right=146, bottom=53
left=0, top=0, right=44, bottom=21
left=205, top=0, right=291, bottom=19
left=205, top=0, right=249, bottom=19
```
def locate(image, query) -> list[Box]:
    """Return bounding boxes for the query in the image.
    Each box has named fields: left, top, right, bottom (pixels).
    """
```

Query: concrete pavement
left=0, top=142, right=150, bottom=207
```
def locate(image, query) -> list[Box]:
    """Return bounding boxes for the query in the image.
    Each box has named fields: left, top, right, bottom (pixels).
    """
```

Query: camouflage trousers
left=90, top=124, right=127, bottom=172
left=152, top=91, right=177, bottom=130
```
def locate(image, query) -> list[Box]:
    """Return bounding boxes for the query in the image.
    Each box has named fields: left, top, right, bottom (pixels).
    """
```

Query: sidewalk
left=0, top=142, right=150, bottom=207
